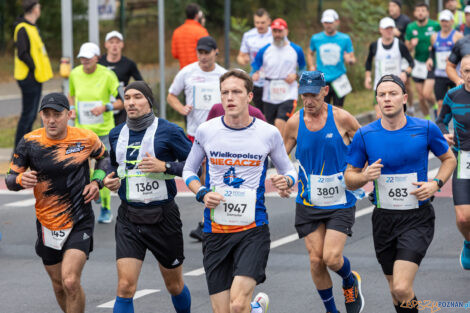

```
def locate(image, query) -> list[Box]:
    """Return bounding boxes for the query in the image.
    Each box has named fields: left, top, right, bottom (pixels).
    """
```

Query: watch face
left=165, top=163, right=171, bottom=169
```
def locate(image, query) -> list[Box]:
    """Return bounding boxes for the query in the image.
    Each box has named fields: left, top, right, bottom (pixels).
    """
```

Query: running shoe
left=98, top=207, right=113, bottom=224
left=253, top=292, right=269, bottom=313
left=343, top=271, right=364, bottom=313
left=189, top=222, right=204, bottom=241
left=460, top=240, right=470, bottom=270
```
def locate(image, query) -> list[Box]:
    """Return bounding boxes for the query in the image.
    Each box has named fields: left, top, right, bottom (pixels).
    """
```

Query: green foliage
left=340, top=0, right=387, bottom=91
left=229, top=16, right=250, bottom=51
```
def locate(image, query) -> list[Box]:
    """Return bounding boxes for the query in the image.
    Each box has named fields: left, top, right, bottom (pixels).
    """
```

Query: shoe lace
left=343, top=286, right=356, bottom=303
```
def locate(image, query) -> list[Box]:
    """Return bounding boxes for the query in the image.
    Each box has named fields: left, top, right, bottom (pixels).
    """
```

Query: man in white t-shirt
left=168, top=36, right=227, bottom=142
left=237, top=8, right=272, bottom=113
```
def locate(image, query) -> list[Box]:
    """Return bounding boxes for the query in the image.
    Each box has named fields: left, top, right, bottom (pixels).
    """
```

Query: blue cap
left=298, top=71, right=326, bottom=95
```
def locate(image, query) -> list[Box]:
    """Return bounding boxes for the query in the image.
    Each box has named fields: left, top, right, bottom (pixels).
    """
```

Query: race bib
left=211, top=186, right=256, bottom=226
left=77, top=101, right=104, bottom=125
left=42, top=225, right=72, bottom=250
left=268, top=79, right=290, bottom=102
left=411, top=60, right=427, bottom=80
left=331, top=74, right=352, bottom=98
left=126, top=169, right=168, bottom=203
left=194, top=83, right=221, bottom=111
left=457, top=150, right=470, bottom=179
left=309, top=173, right=347, bottom=206
left=376, top=173, right=419, bottom=210
left=436, top=51, right=451, bottom=70
left=379, top=58, right=401, bottom=76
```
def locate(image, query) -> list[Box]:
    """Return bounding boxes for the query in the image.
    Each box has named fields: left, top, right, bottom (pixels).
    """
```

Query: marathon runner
left=365, top=17, right=413, bottom=118
left=405, top=2, right=440, bottom=119
left=182, top=69, right=297, bottom=313
left=388, top=0, right=411, bottom=42
left=345, top=74, right=456, bottom=313
left=307, top=9, right=356, bottom=108
left=446, top=14, right=470, bottom=85
left=426, top=10, right=462, bottom=115
left=103, top=81, right=192, bottom=313
left=168, top=36, right=227, bottom=143
left=436, top=54, right=470, bottom=270
left=282, top=71, right=364, bottom=313
left=6, top=92, right=109, bottom=313
left=444, top=0, right=465, bottom=27
left=237, top=8, right=272, bottom=113
left=457, top=6, right=470, bottom=35
left=252, top=18, right=305, bottom=134
left=99, top=30, right=143, bottom=125
left=68, top=42, right=122, bottom=224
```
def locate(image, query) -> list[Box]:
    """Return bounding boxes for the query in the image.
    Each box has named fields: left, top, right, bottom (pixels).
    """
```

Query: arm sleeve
left=365, top=42, right=376, bottom=71
left=448, top=41, right=461, bottom=65
left=294, top=44, right=307, bottom=72
left=109, top=71, right=120, bottom=98
left=182, top=130, right=206, bottom=186
left=69, top=73, right=75, bottom=97
left=168, top=124, right=193, bottom=162
left=346, top=129, right=368, bottom=168
left=309, top=35, right=316, bottom=52
left=436, top=94, right=453, bottom=134
left=399, top=41, right=415, bottom=67
left=5, top=138, right=29, bottom=191
left=130, top=61, right=143, bottom=81
left=428, top=121, right=450, bottom=157
left=108, top=129, right=119, bottom=170
left=345, top=36, right=354, bottom=53
left=269, top=130, right=297, bottom=185
left=16, top=27, right=35, bottom=71
left=240, top=32, right=249, bottom=53
left=251, top=44, right=269, bottom=71
left=168, top=69, right=185, bottom=96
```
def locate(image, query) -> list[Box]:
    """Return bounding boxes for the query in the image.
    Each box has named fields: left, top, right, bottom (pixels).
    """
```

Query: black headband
left=375, top=74, right=407, bottom=95
left=125, top=81, right=154, bottom=108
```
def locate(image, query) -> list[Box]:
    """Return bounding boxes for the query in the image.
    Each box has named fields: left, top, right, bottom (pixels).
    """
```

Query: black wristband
left=92, top=178, right=104, bottom=190
left=196, top=187, right=211, bottom=203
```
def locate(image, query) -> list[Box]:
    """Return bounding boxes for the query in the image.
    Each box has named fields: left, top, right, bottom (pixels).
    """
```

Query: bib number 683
left=388, top=188, right=408, bottom=198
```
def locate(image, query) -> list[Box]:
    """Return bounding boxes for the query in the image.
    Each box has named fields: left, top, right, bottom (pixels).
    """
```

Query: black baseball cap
left=197, top=36, right=217, bottom=52
left=40, top=93, right=70, bottom=112
left=375, top=74, right=406, bottom=95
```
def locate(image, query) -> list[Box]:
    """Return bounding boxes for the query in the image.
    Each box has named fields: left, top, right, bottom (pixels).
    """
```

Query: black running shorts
left=295, top=203, right=356, bottom=238
left=263, top=100, right=294, bottom=124
left=35, top=213, right=94, bottom=266
left=434, top=77, right=455, bottom=101
left=202, top=225, right=271, bottom=295
left=115, top=200, right=185, bottom=269
left=372, top=203, right=435, bottom=275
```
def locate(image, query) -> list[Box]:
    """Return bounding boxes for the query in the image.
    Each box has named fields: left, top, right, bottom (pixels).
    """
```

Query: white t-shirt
left=240, top=27, right=272, bottom=87
left=168, top=62, right=227, bottom=136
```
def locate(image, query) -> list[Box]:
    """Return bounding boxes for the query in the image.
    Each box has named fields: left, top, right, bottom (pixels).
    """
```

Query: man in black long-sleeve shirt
left=13, top=0, right=52, bottom=149
left=99, top=31, right=143, bottom=125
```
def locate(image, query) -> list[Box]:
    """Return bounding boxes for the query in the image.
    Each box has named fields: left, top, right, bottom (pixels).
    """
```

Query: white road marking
left=4, top=198, right=36, bottom=207
left=184, top=267, right=206, bottom=277
left=97, top=289, right=160, bottom=308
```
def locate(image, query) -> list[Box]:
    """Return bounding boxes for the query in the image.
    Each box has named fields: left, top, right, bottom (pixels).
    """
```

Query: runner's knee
left=117, top=278, right=137, bottom=297
left=62, top=274, right=81, bottom=295
left=165, top=278, right=184, bottom=296
left=391, top=282, right=413, bottom=302
left=230, top=297, right=249, bottom=313
left=323, top=250, right=343, bottom=270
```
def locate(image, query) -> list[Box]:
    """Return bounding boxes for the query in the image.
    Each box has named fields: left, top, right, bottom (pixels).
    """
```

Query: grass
left=0, top=116, right=42, bottom=148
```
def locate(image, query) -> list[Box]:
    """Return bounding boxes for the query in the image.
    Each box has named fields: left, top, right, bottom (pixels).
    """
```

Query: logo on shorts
left=223, top=167, right=245, bottom=188
left=171, top=259, right=180, bottom=266
left=83, top=232, right=90, bottom=240
left=66, top=142, right=85, bottom=155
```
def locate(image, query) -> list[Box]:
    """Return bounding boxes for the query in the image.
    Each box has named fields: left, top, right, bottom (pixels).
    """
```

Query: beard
left=417, top=17, right=427, bottom=23
left=273, top=37, right=286, bottom=47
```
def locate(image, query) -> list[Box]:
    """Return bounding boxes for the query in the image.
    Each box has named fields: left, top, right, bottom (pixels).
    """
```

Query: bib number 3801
left=376, top=173, right=418, bottom=210
left=211, top=186, right=256, bottom=226
left=309, top=173, right=347, bottom=206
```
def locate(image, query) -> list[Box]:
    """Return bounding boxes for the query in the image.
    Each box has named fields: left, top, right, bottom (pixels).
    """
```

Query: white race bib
left=211, top=186, right=256, bottom=226
left=193, top=83, right=221, bottom=111
left=457, top=150, right=470, bottom=179
left=309, top=173, right=347, bottom=206
left=379, top=58, right=401, bottom=76
left=268, top=79, right=290, bottom=102
left=126, top=169, right=168, bottom=203
left=331, top=74, right=352, bottom=98
left=376, top=173, right=419, bottom=210
left=411, top=60, right=428, bottom=80
left=41, top=225, right=72, bottom=250
left=77, top=101, right=104, bottom=125
left=436, top=51, right=451, bottom=70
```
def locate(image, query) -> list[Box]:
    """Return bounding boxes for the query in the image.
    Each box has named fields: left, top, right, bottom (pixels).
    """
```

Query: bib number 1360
left=135, top=181, right=159, bottom=192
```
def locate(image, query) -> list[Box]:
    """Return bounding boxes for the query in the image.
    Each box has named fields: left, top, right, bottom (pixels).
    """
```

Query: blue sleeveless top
left=295, top=105, right=356, bottom=208
left=434, top=29, right=455, bottom=77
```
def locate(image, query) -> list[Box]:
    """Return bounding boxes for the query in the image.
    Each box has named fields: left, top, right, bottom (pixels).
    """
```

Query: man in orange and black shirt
left=6, top=92, right=109, bottom=313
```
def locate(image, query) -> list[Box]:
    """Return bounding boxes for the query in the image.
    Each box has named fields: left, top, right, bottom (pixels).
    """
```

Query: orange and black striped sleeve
left=5, top=137, right=30, bottom=191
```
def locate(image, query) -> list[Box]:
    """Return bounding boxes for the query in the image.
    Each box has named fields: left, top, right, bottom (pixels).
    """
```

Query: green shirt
left=405, top=19, right=441, bottom=62
left=69, top=64, right=119, bottom=136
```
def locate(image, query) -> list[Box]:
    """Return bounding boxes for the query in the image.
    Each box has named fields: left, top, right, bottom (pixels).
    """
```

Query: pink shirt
left=207, top=103, right=266, bottom=121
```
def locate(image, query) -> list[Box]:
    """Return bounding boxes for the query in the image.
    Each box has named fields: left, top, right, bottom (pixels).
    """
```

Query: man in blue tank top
left=283, top=71, right=363, bottom=313
left=345, top=74, right=456, bottom=313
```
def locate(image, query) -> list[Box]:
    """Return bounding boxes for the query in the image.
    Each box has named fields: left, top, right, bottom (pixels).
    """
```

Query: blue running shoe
left=98, top=207, right=113, bottom=224
left=460, top=240, right=470, bottom=270
left=343, top=271, right=364, bottom=313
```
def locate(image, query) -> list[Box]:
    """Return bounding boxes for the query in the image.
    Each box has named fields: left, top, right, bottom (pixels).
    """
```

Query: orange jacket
left=171, top=19, right=209, bottom=69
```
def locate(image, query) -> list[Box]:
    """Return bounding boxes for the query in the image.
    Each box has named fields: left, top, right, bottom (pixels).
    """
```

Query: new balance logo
left=325, top=133, right=333, bottom=138
left=172, top=259, right=180, bottom=266
left=83, top=233, right=90, bottom=240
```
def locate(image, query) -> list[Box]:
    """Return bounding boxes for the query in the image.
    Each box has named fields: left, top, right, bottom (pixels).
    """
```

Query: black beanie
left=22, top=0, right=38, bottom=13
left=125, top=81, right=154, bottom=109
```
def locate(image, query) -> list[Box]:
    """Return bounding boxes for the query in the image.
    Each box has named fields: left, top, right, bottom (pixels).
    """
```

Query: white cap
left=379, top=17, right=396, bottom=29
left=105, top=30, right=123, bottom=42
left=77, top=42, right=100, bottom=59
left=465, top=5, right=470, bottom=14
left=321, top=9, right=339, bottom=23
left=439, top=9, right=454, bottom=21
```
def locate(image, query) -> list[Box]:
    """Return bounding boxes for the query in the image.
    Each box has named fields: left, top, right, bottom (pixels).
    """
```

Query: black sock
left=394, top=296, right=418, bottom=313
